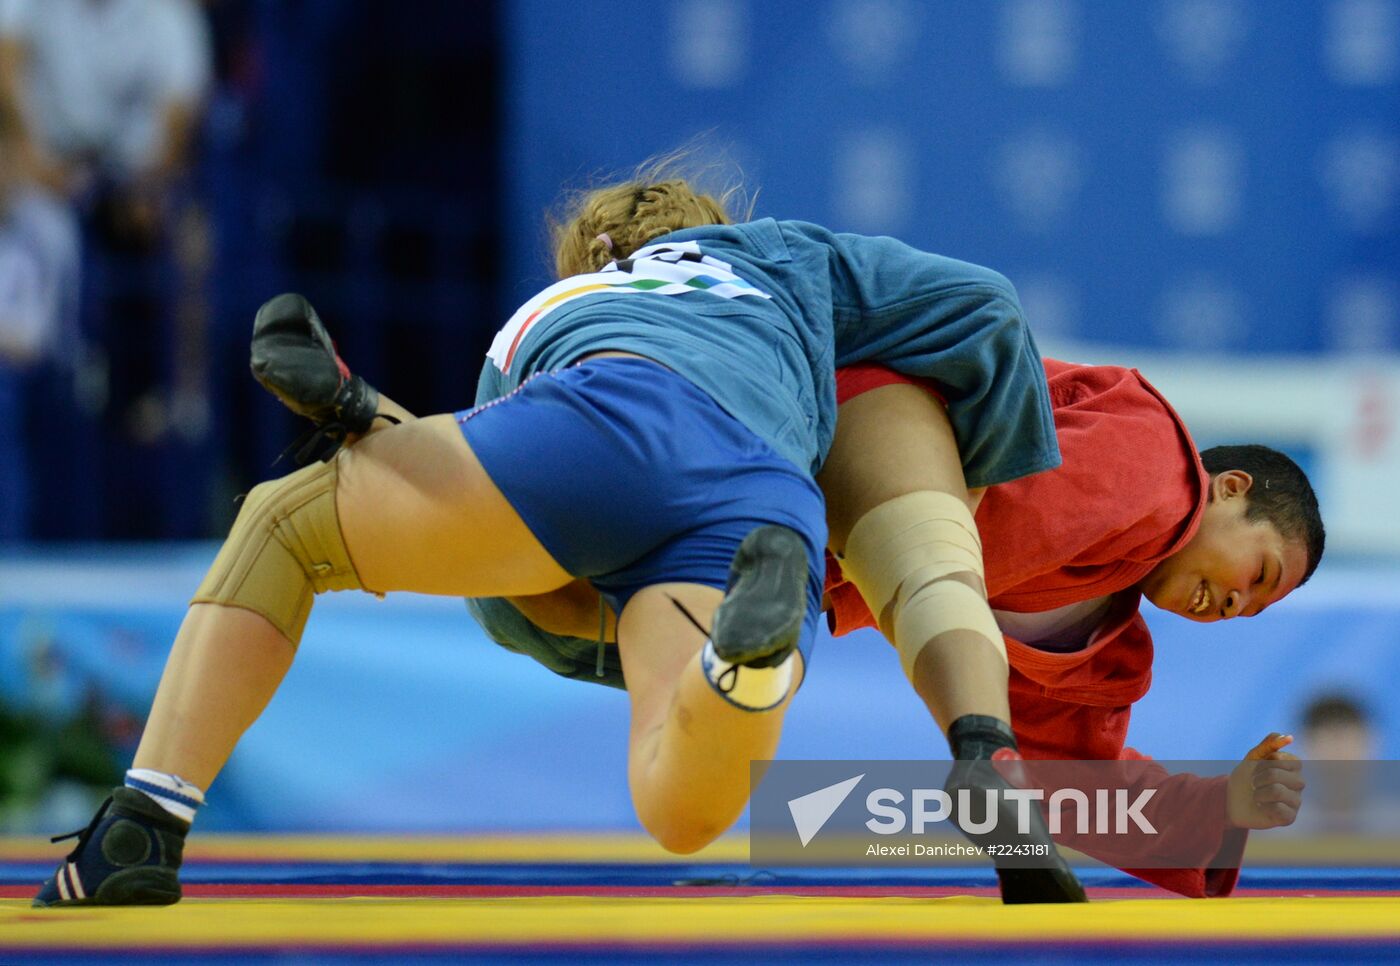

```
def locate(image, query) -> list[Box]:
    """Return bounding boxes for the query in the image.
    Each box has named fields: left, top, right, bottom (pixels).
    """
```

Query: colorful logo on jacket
left=487, top=241, right=772, bottom=373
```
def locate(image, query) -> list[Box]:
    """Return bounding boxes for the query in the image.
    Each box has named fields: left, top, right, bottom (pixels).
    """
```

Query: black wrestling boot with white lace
left=695, top=525, right=807, bottom=710
left=944, top=714, right=1088, bottom=904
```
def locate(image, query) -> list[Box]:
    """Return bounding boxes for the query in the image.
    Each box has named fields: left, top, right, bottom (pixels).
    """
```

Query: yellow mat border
left=5, top=834, right=1399, bottom=865
left=2, top=896, right=1399, bottom=950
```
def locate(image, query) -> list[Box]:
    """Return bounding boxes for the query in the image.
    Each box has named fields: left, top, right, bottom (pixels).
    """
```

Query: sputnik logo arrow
left=787, top=774, right=864, bottom=847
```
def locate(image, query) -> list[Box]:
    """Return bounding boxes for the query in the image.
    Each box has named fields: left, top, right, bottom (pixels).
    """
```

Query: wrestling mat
left=2, top=834, right=1399, bottom=963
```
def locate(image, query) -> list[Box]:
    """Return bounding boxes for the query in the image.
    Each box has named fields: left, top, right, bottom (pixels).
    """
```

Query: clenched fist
left=1227, top=732, right=1305, bottom=830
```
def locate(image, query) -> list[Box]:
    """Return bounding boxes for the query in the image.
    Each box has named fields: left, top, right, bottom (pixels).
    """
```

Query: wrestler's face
left=1139, top=470, right=1309, bottom=623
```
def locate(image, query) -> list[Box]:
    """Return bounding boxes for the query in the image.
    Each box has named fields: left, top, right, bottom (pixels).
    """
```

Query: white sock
left=700, top=640, right=795, bottom=711
left=125, top=768, right=205, bottom=824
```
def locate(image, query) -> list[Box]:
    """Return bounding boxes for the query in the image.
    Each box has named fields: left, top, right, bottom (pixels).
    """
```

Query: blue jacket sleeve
left=782, top=221, right=1061, bottom=487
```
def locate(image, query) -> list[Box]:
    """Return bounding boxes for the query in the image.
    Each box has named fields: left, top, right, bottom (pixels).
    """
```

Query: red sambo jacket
left=825, top=359, right=1248, bottom=897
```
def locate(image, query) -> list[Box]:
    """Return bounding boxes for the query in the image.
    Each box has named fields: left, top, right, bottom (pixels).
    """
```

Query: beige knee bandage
left=191, top=456, right=364, bottom=644
left=841, top=490, right=1005, bottom=678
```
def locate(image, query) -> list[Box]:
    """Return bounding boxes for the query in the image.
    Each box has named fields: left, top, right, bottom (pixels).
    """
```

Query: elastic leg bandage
left=191, top=456, right=365, bottom=644
left=840, top=490, right=1005, bottom=679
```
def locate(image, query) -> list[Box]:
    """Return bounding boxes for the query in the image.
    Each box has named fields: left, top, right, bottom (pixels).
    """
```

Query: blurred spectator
left=0, top=0, right=214, bottom=538
left=1292, top=692, right=1396, bottom=836
left=0, top=0, right=211, bottom=216
left=0, top=109, right=80, bottom=540
left=1301, top=692, right=1379, bottom=760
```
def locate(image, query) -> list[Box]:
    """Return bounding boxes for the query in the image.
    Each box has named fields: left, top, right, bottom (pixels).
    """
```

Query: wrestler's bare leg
left=370, top=393, right=416, bottom=427
left=817, top=383, right=1006, bottom=733
left=134, top=415, right=572, bottom=789
left=618, top=583, right=799, bottom=853
left=289, top=377, right=794, bottom=851
left=136, top=411, right=794, bottom=858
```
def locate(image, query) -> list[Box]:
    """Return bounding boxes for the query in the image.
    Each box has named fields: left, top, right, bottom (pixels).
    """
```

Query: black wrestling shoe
left=945, top=715, right=1088, bottom=904
left=994, top=863, right=1088, bottom=905
left=32, top=787, right=188, bottom=907
left=709, top=525, right=808, bottom=668
left=251, top=293, right=390, bottom=463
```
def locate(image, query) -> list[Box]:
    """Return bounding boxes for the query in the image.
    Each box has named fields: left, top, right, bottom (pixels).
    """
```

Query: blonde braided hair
left=550, top=151, right=746, bottom=279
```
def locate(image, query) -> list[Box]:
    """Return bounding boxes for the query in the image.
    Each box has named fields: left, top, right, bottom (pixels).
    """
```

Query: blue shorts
left=456, top=357, right=828, bottom=662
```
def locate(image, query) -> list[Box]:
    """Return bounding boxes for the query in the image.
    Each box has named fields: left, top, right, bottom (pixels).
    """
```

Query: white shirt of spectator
left=0, top=0, right=211, bottom=178
left=0, top=189, right=80, bottom=364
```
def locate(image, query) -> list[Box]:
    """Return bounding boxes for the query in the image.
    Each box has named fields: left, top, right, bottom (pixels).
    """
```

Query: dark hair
left=1199, top=444, right=1325, bottom=584
left=1302, top=692, right=1371, bottom=731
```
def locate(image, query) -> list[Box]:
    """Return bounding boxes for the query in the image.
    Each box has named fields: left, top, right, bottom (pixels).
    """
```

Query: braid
left=551, top=152, right=745, bottom=279
left=583, top=231, right=616, bottom=272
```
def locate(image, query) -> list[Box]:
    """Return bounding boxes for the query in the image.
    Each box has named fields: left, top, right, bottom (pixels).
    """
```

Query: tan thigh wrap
left=191, top=456, right=364, bottom=644
left=841, top=490, right=1006, bottom=678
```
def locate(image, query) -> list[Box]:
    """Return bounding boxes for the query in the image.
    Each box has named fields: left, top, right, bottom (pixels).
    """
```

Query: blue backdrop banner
left=505, top=0, right=1398, bottom=354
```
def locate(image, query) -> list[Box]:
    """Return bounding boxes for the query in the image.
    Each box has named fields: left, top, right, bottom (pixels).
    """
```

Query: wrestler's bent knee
left=190, top=457, right=366, bottom=644
left=639, top=808, right=723, bottom=855
left=841, top=490, right=1005, bottom=676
